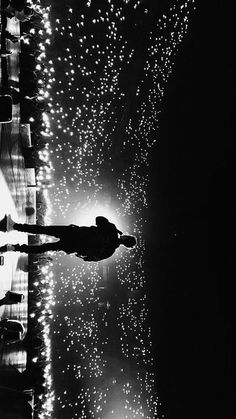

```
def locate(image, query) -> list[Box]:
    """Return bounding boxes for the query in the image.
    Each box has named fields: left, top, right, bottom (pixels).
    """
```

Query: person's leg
left=13, top=223, right=71, bottom=238
left=0, top=241, right=62, bottom=254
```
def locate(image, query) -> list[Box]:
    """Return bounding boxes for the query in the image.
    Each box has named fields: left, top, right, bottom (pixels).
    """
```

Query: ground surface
left=0, top=14, right=28, bottom=370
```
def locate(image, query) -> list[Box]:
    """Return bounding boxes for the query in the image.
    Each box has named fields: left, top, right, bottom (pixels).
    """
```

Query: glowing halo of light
left=73, top=203, right=126, bottom=232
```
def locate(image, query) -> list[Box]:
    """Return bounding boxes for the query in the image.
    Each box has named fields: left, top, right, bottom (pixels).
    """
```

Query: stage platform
left=0, top=127, right=29, bottom=371
left=0, top=11, right=35, bottom=375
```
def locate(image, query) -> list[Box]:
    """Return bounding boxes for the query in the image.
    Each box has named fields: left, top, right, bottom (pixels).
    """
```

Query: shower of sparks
left=28, top=1, right=196, bottom=418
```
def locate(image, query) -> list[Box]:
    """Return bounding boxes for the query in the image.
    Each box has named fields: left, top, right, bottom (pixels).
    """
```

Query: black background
left=147, top=1, right=236, bottom=418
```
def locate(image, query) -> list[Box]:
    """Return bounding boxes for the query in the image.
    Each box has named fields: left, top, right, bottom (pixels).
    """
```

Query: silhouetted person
left=0, top=215, right=136, bottom=261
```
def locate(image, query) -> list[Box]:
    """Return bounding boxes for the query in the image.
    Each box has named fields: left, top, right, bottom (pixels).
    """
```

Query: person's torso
left=61, top=225, right=118, bottom=258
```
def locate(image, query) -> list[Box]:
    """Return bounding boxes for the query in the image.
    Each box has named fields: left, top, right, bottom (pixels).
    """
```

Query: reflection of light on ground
left=0, top=169, right=27, bottom=315
left=0, top=170, right=27, bottom=245
left=0, top=169, right=28, bottom=371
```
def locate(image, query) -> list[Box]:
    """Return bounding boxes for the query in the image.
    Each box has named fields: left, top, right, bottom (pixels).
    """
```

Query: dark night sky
left=147, top=1, right=236, bottom=418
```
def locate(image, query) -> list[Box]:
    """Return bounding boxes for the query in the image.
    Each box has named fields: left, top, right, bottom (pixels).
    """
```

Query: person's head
left=119, top=235, right=137, bottom=248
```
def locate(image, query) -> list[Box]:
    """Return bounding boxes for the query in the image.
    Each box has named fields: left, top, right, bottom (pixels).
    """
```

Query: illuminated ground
left=0, top=15, right=28, bottom=368
left=0, top=124, right=28, bottom=333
